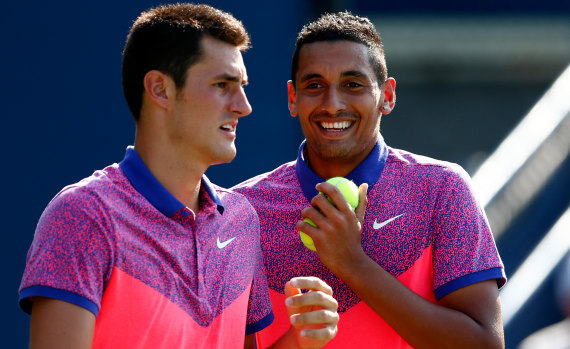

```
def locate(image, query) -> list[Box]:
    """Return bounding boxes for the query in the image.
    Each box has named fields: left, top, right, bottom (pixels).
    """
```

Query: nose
left=320, top=87, right=346, bottom=115
left=231, top=86, right=252, bottom=117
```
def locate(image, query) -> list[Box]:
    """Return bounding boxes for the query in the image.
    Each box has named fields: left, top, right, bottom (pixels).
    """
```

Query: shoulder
left=28, top=166, right=121, bottom=275
left=385, top=147, right=471, bottom=184
left=41, top=164, right=125, bottom=225
left=387, top=147, right=465, bottom=173
left=210, top=183, right=259, bottom=219
left=232, top=160, right=297, bottom=193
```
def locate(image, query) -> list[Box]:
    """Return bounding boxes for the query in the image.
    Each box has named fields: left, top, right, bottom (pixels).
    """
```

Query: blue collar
left=119, top=146, right=224, bottom=216
left=295, top=134, right=388, bottom=202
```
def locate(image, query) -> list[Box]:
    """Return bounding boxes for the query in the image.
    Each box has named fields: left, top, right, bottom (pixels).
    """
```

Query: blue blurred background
left=2, top=1, right=569, bottom=348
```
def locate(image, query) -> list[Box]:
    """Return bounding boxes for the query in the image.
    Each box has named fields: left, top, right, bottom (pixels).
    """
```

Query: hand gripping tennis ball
left=300, top=177, right=359, bottom=251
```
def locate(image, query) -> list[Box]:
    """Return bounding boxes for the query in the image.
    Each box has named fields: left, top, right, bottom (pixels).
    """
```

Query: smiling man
left=233, top=11, right=506, bottom=348
left=18, top=4, right=338, bottom=348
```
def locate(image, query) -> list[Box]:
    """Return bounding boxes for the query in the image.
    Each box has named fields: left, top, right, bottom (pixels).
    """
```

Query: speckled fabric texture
left=234, top=135, right=505, bottom=348
left=19, top=147, right=273, bottom=347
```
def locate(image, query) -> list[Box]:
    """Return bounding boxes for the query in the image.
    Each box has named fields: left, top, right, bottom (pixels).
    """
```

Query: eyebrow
left=299, top=70, right=369, bottom=83
left=341, top=70, right=367, bottom=79
left=299, top=73, right=323, bottom=83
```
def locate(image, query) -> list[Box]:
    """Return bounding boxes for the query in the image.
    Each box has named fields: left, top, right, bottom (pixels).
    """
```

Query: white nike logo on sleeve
left=373, top=214, right=405, bottom=230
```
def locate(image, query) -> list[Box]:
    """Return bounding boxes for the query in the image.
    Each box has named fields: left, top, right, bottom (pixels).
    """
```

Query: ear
left=380, top=77, right=396, bottom=115
left=143, top=70, right=173, bottom=110
left=287, top=80, right=298, bottom=117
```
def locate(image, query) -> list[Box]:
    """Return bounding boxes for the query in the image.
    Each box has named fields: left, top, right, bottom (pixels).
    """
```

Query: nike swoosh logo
left=216, top=236, right=236, bottom=249
left=373, top=214, right=405, bottom=230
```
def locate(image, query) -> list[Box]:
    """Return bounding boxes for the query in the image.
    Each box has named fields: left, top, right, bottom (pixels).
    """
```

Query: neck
left=304, top=134, right=379, bottom=179
left=304, top=147, right=371, bottom=180
left=134, top=127, right=205, bottom=213
left=306, top=156, right=358, bottom=179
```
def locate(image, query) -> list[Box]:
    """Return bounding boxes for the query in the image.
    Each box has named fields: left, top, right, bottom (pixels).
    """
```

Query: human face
left=289, top=40, right=395, bottom=176
left=169, top=36, right=251, bottom=167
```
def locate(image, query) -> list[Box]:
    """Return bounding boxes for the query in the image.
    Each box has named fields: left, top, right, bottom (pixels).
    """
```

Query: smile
left=320, top=121, right=353, bottom=131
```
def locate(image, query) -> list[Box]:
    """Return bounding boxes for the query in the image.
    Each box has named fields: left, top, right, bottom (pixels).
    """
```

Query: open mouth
left=220, top=123, right=236, bottom=132
left=319, top=121, right=353, bottom=131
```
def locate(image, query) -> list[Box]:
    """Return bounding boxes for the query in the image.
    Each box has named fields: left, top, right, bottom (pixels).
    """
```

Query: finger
left=298, top=325, right=338, bottom=342
left=285, top=280, right=302, bottom=297
left=299, top=206, right=324, bottom=230
left=290, top=276, right=334, bottom=295
left=355, top=183, right=369, bottom=223
left=286, top=291, right=338, bottom=312
left=298, top=207, right=335, bottom=243
left=309, top=191, right=338, bottom=217
left=315, top=182, right=352, bottom=212
left=284, top=279, right=304, bottom=317
left=290, top=309, right=339, bottom=328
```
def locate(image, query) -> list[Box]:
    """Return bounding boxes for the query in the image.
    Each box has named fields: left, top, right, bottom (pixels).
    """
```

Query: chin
left=314, top=143, right=354, bottom=159
left=211, top=149, right=237, bottom=165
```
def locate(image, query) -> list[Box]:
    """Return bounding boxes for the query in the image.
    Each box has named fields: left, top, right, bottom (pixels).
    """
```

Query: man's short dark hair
left=291, top=11, right=387, bottom=87
left=122, top=3, right=250, bottom=120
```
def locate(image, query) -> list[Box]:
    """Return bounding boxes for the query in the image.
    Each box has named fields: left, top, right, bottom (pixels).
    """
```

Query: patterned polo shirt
left=233, top=134, right=505, bottom=348
left=20, top=146, right=273, bottom=348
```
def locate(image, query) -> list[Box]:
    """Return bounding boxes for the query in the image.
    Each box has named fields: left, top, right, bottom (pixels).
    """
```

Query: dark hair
left=122, top=3, right=250, bottom=120
left=291, top=11, right=387, bottom=87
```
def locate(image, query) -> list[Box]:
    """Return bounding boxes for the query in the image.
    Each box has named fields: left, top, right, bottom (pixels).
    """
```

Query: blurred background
left=2, top=0, right=569, bottom=347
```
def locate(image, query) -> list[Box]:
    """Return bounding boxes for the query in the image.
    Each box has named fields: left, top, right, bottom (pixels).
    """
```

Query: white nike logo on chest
left=216, top=236, right=236, bottom=249
left=373, top=213, right=405, bottom=230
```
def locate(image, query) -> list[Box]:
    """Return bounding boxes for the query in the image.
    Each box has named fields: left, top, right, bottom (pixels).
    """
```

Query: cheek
left=295, top=94, right=319, bottom=109
left=354, top=98, right=381, bottom=120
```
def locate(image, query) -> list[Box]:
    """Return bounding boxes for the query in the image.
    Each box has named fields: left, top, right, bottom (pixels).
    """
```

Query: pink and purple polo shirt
left=233, top=135, right=506, bottom=348
left=20, top=146, right=273, bottom=348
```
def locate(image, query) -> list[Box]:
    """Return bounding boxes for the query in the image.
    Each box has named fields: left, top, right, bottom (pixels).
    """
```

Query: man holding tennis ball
left=234, top=11, right=506, bottom=349
left=300, top=177, right=359, bottom=251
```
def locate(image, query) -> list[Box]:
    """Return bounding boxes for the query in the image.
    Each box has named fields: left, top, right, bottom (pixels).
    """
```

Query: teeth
left=221, top=124, right=235, bottom=132
left=320, top=121, right=351, bottom=130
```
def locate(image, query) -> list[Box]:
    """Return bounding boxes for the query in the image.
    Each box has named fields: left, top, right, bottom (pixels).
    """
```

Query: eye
left=214, top=82, right=228, bottom=89
left=305, top=82, right=322, bottom=90
left=345, top=81, right=363, bottom=89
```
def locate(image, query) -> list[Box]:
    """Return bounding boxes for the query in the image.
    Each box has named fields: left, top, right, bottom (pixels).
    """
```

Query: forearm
left=338, top=256, right=504, bottom=349
left=267, top=327, right=302, bottom=349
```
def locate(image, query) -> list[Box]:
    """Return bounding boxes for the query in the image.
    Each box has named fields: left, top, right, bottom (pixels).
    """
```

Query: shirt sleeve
left=431, top=165, right=506, bottom=300
left=19, top=185, right=114, bottom=316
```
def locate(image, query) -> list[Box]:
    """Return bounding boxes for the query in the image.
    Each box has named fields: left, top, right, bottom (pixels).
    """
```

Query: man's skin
left=290, top=39, right=504, bottom=349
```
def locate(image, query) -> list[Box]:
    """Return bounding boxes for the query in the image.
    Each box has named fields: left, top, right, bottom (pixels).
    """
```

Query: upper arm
left=30, top=297, right=96, bottom=349
left=438, top=280, right=504, bottom=347
left=244, top=334, right=255, bottom=349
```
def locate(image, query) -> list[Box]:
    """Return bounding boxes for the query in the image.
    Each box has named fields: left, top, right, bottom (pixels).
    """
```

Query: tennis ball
left=299, top=177, right=359, bottom=251
left=300, top=219, right=317, bottom=252
left=325, top=177, right=359, bottom=210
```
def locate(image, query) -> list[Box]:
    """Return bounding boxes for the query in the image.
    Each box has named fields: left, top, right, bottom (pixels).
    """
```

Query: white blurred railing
left=472, top=64, right=570, bottom=238
left=470, top=63, right=570, bottom=329
left=500, top=205, right=570, bottom=327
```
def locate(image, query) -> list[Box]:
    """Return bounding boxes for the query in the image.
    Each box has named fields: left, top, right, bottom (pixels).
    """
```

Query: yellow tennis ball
left=299, top=177, right=359, bottom=251
left=300, top=218, right=317, bottom=251
left=325, top=177, right=359, bottom=210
